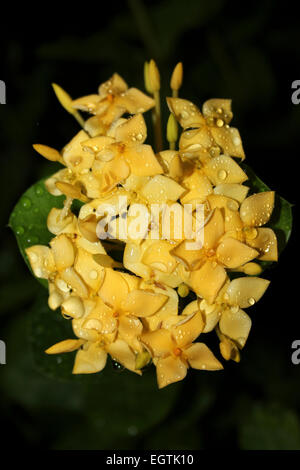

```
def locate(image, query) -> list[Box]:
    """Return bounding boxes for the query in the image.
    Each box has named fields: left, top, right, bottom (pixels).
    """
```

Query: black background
left=0, top=0, right=299, bottom=450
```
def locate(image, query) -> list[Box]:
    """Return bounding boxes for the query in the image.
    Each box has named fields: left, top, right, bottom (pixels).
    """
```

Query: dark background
left=0, top=0, right=299, bottom=450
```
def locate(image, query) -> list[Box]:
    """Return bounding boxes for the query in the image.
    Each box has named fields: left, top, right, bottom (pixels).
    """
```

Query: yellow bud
left=148, top=59, right=160, bottom=92
left=144, top=61, right=152, bottom=94
left=52, top=83, right=85, bottom=127
left=177, top=282, right=189, bottom=298
left=33, top=144, right=61, bottom=162
left=135, top=351, right=151, bottom=370
left=242, top=262, right=263, bottom=276
left=170, top=62, right=183, bottom=92
left=166, top=113, right=178, bottom=145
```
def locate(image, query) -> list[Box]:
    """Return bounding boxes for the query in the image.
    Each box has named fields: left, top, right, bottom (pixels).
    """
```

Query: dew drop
left=248, top=297, right=255, bottom=306
left=218, top=169, right=227, bottom=181
left=21, top=197, right=31, bottom=209
left=16, top=226, right=24, bottom=235
left=35, top=185, right=44, bottom=196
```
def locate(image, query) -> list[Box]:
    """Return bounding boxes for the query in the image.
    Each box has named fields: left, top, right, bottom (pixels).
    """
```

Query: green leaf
left=9, top=179, right=64, bottom=287
left=9, top=178, right=83, bottom=288
left=238, top=402, right=300, bottom=450
left=28, top=289, right=181, bottom=439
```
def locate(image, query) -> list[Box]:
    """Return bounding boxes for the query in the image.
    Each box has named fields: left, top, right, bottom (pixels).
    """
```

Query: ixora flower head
left=11, top=60, right=291, bottom=389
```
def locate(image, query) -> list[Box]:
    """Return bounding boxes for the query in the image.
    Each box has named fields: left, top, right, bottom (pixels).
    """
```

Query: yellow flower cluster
left=26, top=64, right=277, bottom=388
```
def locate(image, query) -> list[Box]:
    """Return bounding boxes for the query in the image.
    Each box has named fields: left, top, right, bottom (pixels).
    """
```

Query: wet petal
left=240, top=191, right=275, bottom=227
left=50, top=234, right=75, bottom=270
left=203, top=208, right=224, bottom=250
left=73, top=343, right=107, bottom=374
left=141, top=329, right=175, bottom=358
left=171, top=241, right=205, bottom=271
left=118, top=315, right=143, bottom=352
left=114, top=113, right=147, bottom=145
left=45, top=339, right=84, bottom=354
left=172, top=311, right=204, bottom=347
left=72, top=94, right=101, bottom=113
left=107, top=339, right=141, bottom=374
left=118, top=87, right=155, bottom=114
left=219, top=308, right=251, bottom=348
left=184, top=342, right=223, bottom=370
left=226, top=276, right=270, bottom=308
left=156, top=355, right=187, bottom=389
left=204, top=155, right=248, bottom=185
left=216, top=237, right=258, bottom=268
left=189, top=261, right=227, bottom=304
left=210, top=127, right=245, bottom=160
left=142, top=241, right=177, bottom=273
left=246, top=227, right=278, bottom=261
left=202, top=98, right=233, bottom=124
left=74, top=248, right=105, bottom=291
left=124, top=144, right=163, bottom=176
left=167, top=97, right=205, bottom=128
left=98, top=268, right=130, bottom=309
left=121, top=289, right=168, bottom=317
left=98, top=73, right=128, bottom=96
left=214, top=183, right=249, bottom=203
left=26, top=245, right=55, bottom=279
left=140, top=175, right=185, bottom=203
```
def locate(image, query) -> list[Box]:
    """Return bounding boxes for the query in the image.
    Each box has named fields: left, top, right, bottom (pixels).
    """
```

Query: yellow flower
left=212, top=191, right=278, bottom=261
left=82, top=114, right=163, bottom=193
left=171, top=207, right=259, bottom=303
left=142, top=312, right=222, bottom=388
left=167, top=97, right=245, bottom=160
left=72, top=73, right=155, bottom=137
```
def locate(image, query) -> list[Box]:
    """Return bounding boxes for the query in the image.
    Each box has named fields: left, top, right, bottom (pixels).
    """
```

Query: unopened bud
left=52, top=83, right=85, bottom=127
left=33, top=144, right=61, bottom=162
left=144, top=61, right=152, bottom=94
left=135, top=351, right=151, bottom=370
left=170, top=62, right=183, bottom=92
left=167, top=113, right=178, bottom=145
left=177, top=282, right=189, bottom=298
left=148, top=59, right=160, bottom=93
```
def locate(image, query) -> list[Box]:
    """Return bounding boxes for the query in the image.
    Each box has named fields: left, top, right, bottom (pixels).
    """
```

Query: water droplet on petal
left=218, top=169, right=227, bottom=181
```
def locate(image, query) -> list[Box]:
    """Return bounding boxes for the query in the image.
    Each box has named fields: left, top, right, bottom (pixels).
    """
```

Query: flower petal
left=246, top=227, right=278, bottom=261
left=210, top=127, right=245, bottom=160
left=118, top=87, right=155, bottom=114
left=121, top=289, right=168, bottom=317
left=184, top=342, right=223, bottom=370
left=124, top=145, right=163, bottom=176
left=203, top=208, right=224, bottom=250
left=226, top=276, right=270, bottom=308
left=73, top=343, right=107, bottom=374
left=106, top=339, right=141, bottom=374
left=214, top=183, right=249, bottom=203
left=240, top=191, right=275, bottom=227
left=141, top=329, right=175, bottom=358
left=156, top=355, right=187, bottom=389
left=219, top=308, right=251, bottom=348
left=114, top=113, right=147, bottom=145
left=167, top=97, right=205, bottom=128
left=74, top=248, right=105, bottom=291
left=204, top=155, right=248, bottom=185
left=172, top=311, right=204, bottom=347
left=216, top=237, right=258, bottom=268
left=189, top=260, right=227, bottom=304
left=98, top=268, right=129, bottom=309
left=45, top=339, right=84, bottom=354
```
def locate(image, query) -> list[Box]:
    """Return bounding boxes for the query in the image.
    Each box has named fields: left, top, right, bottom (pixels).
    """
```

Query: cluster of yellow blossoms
left=26, top=62, right=277, bottom=388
